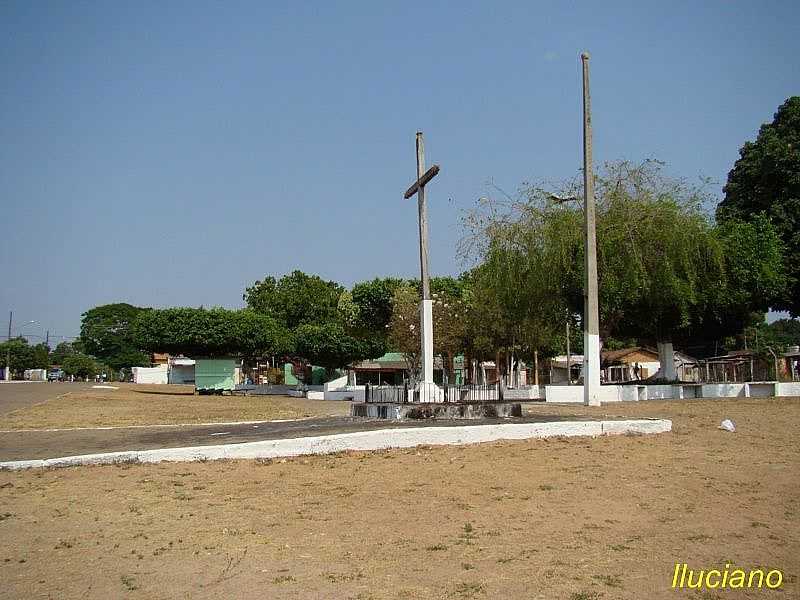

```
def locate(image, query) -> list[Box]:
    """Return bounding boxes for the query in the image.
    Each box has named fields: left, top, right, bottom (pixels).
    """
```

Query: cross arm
left=403, top=164, right=440, bottom=199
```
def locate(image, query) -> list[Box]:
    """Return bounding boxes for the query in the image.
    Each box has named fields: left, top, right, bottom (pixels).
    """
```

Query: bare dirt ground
left=0, top=384, right=350, bottom=430
left=0, top=397, right=798, bottom=599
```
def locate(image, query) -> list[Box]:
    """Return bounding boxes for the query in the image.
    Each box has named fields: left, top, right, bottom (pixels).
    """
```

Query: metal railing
left=364, top=382, right=505, bottom=404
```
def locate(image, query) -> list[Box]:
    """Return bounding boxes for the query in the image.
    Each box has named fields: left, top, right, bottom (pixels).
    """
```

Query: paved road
left=0, top=413, right=586, bottom=462
left=0, top=382, right=93, bottom=416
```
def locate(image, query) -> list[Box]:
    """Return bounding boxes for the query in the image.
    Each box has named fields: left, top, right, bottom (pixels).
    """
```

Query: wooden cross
left=403, top=132, right=440, bottom=301
left=403, top=132, right=440, bottom=387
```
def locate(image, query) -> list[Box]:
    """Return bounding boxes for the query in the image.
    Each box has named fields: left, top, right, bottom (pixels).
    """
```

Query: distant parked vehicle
left=48, top=369, right=65, bottom=382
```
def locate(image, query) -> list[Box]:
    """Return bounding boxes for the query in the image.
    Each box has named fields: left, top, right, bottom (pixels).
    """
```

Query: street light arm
left=548, top=193, right=579, bottom=203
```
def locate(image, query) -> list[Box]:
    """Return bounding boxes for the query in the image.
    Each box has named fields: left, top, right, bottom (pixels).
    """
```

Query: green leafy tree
left=79, top=303, right=151, bottom=370
left=0, top=337, right=37, bottom=376
left=32, top=343, right=49, bottom=370
left=702, top=215, right=789, bottom=338
left=463, top=159, right=788, bottom=380
left=244, top=271, right=343, bottom=329
left=717, top=97, right=800, bottom=314
left=458, top=267, right=510, bottom=362
left=133, top=307, right=294, bottom=358
left=336, top=291, right=360, bottom=329
left=387, top=283, right=422, bottom=377
left=386, top=280, right=470, bottom=382
left=294, top=322, right=384, bottom=379
left=50, top=341, right=77, bottom=365
left=350, top=277, right=405, bottom=337
left=62, top=353, right=99, bottom=380
left=751, top=317, right=800, bottom=352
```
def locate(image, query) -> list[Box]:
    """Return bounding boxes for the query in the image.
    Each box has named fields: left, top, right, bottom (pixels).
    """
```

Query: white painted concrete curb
left=0, top=419, right=671, bottom=471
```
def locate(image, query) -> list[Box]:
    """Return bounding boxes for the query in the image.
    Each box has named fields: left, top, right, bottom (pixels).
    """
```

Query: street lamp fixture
left=548, top=194, right=579, bottom=204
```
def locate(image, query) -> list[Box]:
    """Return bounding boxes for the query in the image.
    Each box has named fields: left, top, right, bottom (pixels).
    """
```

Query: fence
left=364, top=382, right=504, bottom=404
left=697, top=357, right=775, bottom=383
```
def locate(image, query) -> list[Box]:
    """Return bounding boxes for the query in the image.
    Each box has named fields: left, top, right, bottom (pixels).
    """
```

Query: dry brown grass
left=0, top=397, right=798, bottom=599
left=0, top=383, right=349, bottom=429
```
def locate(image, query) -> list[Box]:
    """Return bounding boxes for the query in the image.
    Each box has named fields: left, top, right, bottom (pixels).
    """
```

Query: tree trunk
left=534, top=349, right=539, bottom=385
left=654, top=340, right=677, bottom=381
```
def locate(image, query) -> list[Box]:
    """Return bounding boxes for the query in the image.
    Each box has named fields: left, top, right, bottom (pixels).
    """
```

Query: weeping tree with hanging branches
left=387, top=278, right=470, bottom=384
left=462, top=159, right=788, bottom=381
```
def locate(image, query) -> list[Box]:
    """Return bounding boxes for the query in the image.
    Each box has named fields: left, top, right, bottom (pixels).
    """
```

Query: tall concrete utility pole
left=581, top=52, right=601, bottom=406
left=566, top=314, right=571, bottom=386
left=403, top=132, right=441, bottom=400
left=5, top=311, right=11, bottom=381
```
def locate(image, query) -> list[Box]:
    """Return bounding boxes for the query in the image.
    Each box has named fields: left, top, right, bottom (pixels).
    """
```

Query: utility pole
left=5, top=311, right=11, bottom=381
left=566, top=315, right=571, bottom=386
left=45, top=330, right=50, bottom=349
left=581, top=52, right=601, bottom=406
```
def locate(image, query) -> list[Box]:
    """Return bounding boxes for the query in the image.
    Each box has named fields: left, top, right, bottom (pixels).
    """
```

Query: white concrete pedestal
left=415, top=298, right=442, bottom=402
left=584, top=332, right=601, bottom=406
left=415, top=380, right=444, bottom=403
left=420, top=299, right=433, bottom=383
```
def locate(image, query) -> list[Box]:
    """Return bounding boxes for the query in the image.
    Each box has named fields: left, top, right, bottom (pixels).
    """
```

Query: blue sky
left=1, top=1, right=798, bottom=342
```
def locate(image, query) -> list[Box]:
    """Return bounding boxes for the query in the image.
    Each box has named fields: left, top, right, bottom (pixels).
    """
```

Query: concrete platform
left=351, top=401, right=523, bottom=419
left=0, top=418, right=671, bottom=470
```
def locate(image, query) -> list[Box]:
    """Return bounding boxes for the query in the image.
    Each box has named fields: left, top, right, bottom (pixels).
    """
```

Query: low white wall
left=132, top=364, right=168, bottom=384
left=505, top=386, right=544, bottom=400
left=545, top=386, right=584, bottom=403
left=545, top=385, right=637, bottom=403
left=598, top=386, right=622, bottom=402
left=699, top=383, right=746, bottom=398
left=776, top=382, right=800, bottom=397
left=680, top=385, right=701, bottom=399
left=645, top=385, right=676, bottom=400
left=320, top=380, right=797, bottom=405
left=324, top=375, right=349, bottom=391
left=746, top=382, right=775, bottom=398
left=323, top=386, right=365, bottom=401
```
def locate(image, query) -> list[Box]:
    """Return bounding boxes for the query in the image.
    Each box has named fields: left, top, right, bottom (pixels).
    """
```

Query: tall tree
left=463, top=160, right=788, bottom=380
left=62, top=353, right=99, bottom=380
left=294, top=322, right=384, bottom=380
left=50, top=341, right=77, bottom=365
left=31, top=343, right=50, bottom=370
left=132, top=308, right=294, bottom=358
left=386, top=280, right=469, bottom=382
left=717, top=97, right=800, bottom=314
left=703, top=214, right=789, bottom=338
left=0, top=338, right=37, bottom=375
left=387, top=283, right=422, bottom=378
left=350, top=277, right=405, bottom=337
left=79, top=303, right=151, bottom=370
left=759, top=317, right=800, bottom=350
left=244, top=271, right=343, bottom=329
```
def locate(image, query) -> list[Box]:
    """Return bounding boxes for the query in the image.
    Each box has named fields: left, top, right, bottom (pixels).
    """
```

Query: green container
left=284, top=362, right=299, bottom=385
left=195, top=358, right=237, bottom=392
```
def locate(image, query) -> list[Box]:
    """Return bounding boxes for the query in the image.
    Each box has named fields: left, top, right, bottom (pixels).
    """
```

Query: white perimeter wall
left=132, top=364, right=168, bottom=384
left=317, top=381, right=800, bottom=404
left=775, top=382, right=800, bottom=396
